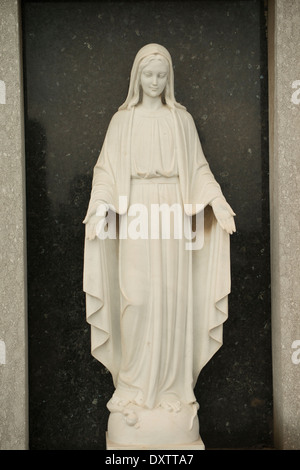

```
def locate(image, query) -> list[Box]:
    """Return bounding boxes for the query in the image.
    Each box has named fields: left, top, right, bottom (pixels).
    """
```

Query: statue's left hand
left=211, top=197, right=236, bottom=235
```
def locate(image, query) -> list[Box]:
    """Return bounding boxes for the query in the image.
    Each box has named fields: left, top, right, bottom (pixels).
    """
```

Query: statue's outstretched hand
left=84, top=202, right=109, bottom=240
left=211, top=197, right=236, bottom=235
left=85, top=214, right=107, bottom=240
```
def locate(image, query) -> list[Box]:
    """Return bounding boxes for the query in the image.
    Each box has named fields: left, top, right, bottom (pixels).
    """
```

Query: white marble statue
left=83, top=43, right=235, bottom=449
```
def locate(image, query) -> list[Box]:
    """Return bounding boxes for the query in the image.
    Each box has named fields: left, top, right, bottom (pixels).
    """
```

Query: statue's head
left=136, top=53, right=169, bottom=105
left=119, top=43, right=185, bottom=110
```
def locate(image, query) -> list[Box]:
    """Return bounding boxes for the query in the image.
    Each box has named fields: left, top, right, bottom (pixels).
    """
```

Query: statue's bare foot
left=107, top=393, right=130, bottom=413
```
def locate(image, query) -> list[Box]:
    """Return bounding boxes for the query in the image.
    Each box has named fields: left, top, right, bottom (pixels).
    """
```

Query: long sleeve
left=83, top=115, right=120, bottom=223
left=174, top=109, right=225, bottom=215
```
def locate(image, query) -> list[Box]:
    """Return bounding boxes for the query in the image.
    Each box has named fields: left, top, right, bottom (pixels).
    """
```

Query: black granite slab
left=22, top=0, right=272, bottom=450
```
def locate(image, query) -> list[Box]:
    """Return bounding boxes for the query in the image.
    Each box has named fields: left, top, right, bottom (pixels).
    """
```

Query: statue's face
left=140, top=58, right=168, bottom=99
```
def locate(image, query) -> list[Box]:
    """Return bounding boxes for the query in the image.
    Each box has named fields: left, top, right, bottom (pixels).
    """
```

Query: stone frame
left=0, top=0, right=299, bottom=450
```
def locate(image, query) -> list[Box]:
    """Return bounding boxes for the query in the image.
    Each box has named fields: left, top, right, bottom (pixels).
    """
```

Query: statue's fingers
left=225, top=203, right=236, bottom=217
left=227, top=217, right=236, bottom=234
left=86, top=223, right=96, bottom=240
left=221, top=216, right=235, bottom=234
left=224, top=220, right=232, bottom=234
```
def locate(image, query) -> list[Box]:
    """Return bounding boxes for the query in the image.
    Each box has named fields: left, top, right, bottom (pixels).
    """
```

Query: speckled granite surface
left=22, top=0, right=272, bottom=450
left=0, top=0, right=27, bottom=450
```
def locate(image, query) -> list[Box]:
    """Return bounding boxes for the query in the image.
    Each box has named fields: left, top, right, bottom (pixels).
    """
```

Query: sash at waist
left=131, top=176, right=179, bottom=184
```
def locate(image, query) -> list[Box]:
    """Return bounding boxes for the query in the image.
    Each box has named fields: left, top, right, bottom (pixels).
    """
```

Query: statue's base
left=106, top=402, right=201, bottom=449
left=106, top=433, right=205, bottom=450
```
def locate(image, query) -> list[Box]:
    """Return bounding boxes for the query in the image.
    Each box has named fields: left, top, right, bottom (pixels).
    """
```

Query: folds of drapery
left=83, top=107, right=230, bottom=389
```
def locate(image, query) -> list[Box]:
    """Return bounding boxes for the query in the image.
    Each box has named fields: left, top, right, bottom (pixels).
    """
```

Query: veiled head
left=119, top=43, right=185, bottom=110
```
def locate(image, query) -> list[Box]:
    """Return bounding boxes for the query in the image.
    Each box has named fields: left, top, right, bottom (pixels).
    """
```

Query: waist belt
left=131, top=176, right=179, bottom=184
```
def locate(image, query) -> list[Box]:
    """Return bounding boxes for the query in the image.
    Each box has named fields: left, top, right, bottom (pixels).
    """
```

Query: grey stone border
left=0, top=0, right=299, bottom=450
left=268, top=0, right=300, bottom=451
left=0, top=0, right=28, bottom=450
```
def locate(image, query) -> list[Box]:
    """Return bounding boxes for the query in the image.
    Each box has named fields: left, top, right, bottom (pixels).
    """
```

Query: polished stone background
left=22, top=0, right=272, bottom=449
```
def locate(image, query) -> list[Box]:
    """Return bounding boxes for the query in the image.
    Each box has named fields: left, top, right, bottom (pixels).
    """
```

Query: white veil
left=118, top=43, right=186, bottom=110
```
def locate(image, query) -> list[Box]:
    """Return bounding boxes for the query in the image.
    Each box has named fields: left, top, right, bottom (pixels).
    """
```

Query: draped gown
left=116, top=106, right=195, bottom=410
left=83, top=105, right=230, bottom=417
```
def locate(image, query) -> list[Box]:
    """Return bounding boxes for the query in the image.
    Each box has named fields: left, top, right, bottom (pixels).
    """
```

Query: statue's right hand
left=85, top=214, right=106, bottom=240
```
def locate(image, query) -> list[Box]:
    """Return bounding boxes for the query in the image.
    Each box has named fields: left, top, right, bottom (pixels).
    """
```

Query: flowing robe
left=83, top=105, right=230, bottom=409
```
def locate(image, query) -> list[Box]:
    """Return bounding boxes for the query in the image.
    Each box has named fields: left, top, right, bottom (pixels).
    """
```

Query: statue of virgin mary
left=83, top=43, right=235, bottom=449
